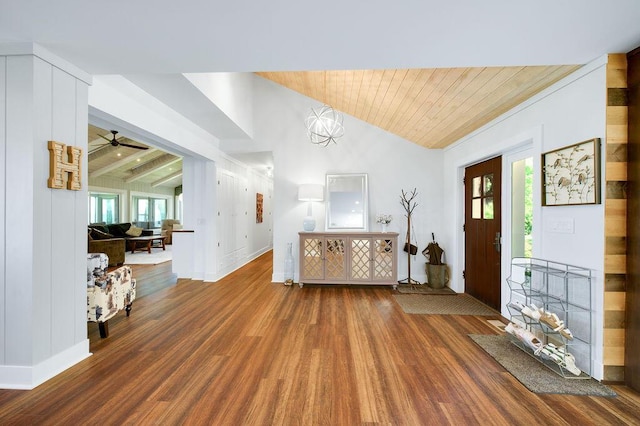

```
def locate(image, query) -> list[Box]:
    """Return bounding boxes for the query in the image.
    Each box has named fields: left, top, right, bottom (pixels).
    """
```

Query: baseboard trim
left=0, top=339, right=91, bottom=389
left=206, top=247, right=272, bottom=282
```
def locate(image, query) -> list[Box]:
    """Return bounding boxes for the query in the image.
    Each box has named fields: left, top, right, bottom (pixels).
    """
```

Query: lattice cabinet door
left=300, top=236, right=324, bottom=280
left=325, top=237, right=347, bottom=280
left=350, top=238, right=372, bottom=281
left=299, top=232, right=398, bottom=287
left=373, top=238, right=395, bottom=281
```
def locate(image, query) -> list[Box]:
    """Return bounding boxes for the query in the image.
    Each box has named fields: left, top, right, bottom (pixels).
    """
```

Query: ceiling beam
left=90, top=148, right=157, bottom=179
left=88, top=144, right=119, bottom=162
left=151, top=170, right=183, bottom=187
left=125, top=154, right=181, bottom=183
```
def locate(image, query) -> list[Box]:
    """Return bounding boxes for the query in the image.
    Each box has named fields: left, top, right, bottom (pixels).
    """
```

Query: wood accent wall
left=625, top=47, right=640, bottom=391
left=603, top=54, right=628, bottom=382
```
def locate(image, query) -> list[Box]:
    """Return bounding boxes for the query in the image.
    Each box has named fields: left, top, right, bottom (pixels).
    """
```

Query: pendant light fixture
left=305, top=105, right=344, bottom=146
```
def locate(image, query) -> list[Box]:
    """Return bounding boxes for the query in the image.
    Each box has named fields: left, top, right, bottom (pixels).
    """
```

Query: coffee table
left=127, top=236, right=166, bottom=254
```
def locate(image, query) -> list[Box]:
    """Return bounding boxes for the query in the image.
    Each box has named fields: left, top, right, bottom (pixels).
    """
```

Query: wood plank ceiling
left=257, top=65, right=581, bottom=149
left=88, top=125, right=182, bottom=188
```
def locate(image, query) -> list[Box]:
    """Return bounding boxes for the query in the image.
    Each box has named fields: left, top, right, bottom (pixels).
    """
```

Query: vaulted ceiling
left=2, top=2, right=640, bottom=160
left=88, top=125, right=182, bottom=188
left=258, top=65, right=579, bottom=149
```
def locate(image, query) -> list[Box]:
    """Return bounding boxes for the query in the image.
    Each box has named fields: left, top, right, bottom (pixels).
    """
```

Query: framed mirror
left=325, top=173, right=369, bottom=231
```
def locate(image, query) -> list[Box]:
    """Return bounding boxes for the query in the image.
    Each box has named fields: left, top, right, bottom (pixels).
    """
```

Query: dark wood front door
left=465, top=157, right=502, bottom=310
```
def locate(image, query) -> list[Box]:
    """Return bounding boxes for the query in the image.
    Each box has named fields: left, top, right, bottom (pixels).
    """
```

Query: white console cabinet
left=298, top=232, right=398, bottom=288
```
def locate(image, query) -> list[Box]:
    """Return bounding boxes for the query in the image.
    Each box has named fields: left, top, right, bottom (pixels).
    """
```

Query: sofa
left=161, top=219, right=181, bottom=244
left=88, top=237, right=125, bottom=266
left=88, top=223, right=153, bottom=266
left=87, top=253, right=136, bottom=338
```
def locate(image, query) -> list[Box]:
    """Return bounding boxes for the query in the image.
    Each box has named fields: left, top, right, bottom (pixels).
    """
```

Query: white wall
left=214, top=156, right=274, bottom=279
left=184, top=72, right=255, bottom=138
left=0, top=48, right=92, bottom=389
left=251, top=76, right=444, bottom=283
left=89, top=76, right=222, bottom=162
left=442, top=56, right=608, bottom=378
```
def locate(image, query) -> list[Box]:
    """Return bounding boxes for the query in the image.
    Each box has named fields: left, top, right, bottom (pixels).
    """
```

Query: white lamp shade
left=298, top=184, right=324, bottom=201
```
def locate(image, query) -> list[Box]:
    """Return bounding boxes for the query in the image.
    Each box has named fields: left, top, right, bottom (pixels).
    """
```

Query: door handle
left=493, top=232, right=501, bottom=252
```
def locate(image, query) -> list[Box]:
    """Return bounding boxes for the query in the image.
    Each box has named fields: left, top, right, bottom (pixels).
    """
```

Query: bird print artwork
left=543, top=139, right=599, bottom=205
left=557, top=177, right=571, bottom=188
left=576, top=154, right=593, bottom=165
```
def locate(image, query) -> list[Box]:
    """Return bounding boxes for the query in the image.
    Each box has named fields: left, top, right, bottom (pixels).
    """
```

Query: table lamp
left=298, top=184, right=324, bottom=231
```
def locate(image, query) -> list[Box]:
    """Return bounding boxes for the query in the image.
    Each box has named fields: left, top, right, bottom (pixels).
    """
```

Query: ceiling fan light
left=305, top=105, right=344, bottom=146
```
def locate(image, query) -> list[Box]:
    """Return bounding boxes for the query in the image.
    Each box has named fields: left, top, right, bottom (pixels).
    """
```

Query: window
left=89, top=193, right=119, bottom=224
left=133, top=196, right=168, bottom=228
left=471, top=173, right=494, bottom=219
left=511, top=157, right=533, bottom=257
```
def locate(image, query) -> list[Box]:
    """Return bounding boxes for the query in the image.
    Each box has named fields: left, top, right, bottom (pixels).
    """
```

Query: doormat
left=395, top=284, right=456, bottom=295
left=393, top=293, right=499, bottom=316
left=469, top=334, right=617, bottom=396
left=486, top=319, right=507, bottom=332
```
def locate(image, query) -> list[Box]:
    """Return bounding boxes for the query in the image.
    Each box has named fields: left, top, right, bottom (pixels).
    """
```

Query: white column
left=179, top=157, right=218, bottom=281
left=0, top=45, right=92, bottom=389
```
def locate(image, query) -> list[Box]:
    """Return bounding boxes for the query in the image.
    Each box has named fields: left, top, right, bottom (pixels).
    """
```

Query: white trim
left=0, top=42, right=92, bottom=85
left=88, top=186, right=129, bottom=224
left=501, top=144, right=535, bottom=318
left=208, top=246, right=272, bottom=282
left=130, top=191, right=176, bottom=225
left=0, top=340, right=91, bottom=390
left=452, top=125, right=543, bottom=294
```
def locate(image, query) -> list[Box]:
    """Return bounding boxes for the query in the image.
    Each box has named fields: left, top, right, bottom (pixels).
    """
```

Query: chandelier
left=305, top=105, right=344, bottom=146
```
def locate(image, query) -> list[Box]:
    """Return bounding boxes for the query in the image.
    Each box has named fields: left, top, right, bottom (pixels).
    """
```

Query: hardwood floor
left=1, top=251, right=639, bottom=424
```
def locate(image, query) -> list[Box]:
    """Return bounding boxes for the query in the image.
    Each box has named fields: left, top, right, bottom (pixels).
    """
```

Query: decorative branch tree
left=398, top=188, right=420, bottom=287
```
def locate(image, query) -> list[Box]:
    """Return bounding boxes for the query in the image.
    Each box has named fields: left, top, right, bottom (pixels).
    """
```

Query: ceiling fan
left=97, top=130, right=148, bottom=150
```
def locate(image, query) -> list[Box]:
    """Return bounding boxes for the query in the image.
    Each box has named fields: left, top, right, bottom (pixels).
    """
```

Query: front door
left=465, top=157, right=502, bottom=310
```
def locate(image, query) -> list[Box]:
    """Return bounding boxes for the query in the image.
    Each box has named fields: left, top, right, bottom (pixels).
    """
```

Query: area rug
left=396, top=284, right=456, bottom=295
left=469, top=334, right=617, bottom=396
left=393, top=293, right=498, bottom=315
left=125, top=245, right=172, bottom=265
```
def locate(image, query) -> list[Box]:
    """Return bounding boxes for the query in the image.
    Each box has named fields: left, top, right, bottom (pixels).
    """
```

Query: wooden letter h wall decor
left=48, top=140, right=82, bottom=190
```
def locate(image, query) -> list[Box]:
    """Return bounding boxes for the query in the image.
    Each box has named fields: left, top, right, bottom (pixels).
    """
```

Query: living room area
left=87, top=124, right=184, bottom=267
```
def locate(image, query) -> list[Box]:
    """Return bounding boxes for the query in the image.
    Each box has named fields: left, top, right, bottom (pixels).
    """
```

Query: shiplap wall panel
left=32, top=57, right=54, bottom=359
left=0, top=56, right=5, bottom=365
left=74, top=80, right=89, bottom=341
left=4, top=55, right=36, bottom=364
left=50, top=66, right=81, bottom=357
left=1, top=53, right=90, bottom=387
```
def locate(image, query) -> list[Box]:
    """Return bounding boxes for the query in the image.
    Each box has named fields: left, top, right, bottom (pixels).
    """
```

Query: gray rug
left=393, top=293, right=498, bottom=315
left=469, top=334, right=617, bottom=396
left=396, top=284, right=456, bottom=295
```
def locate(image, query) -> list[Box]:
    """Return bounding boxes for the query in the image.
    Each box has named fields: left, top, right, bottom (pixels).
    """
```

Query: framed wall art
left=256, top=193, right=264, bottom=223
left=541, top=138, right=601, bottom=206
